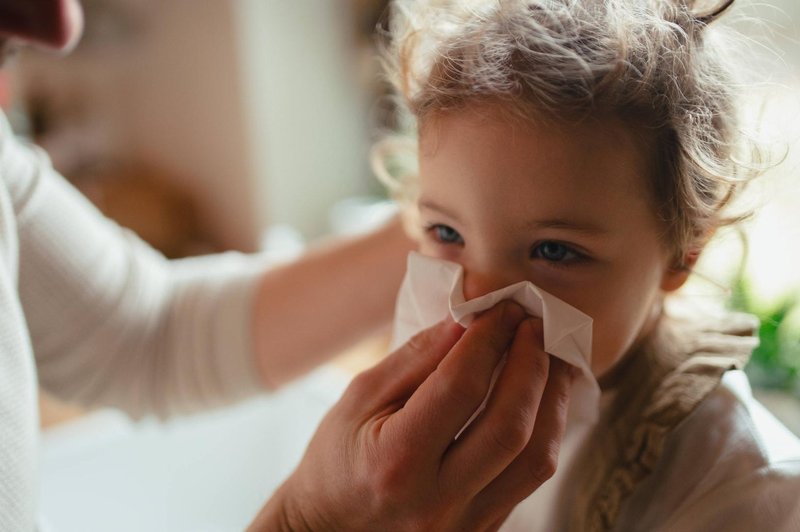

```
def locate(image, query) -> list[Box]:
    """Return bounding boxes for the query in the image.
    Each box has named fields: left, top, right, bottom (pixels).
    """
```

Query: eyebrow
left=418, top=199, right=609, bottom=235
left=526, top=218, right=610, bottom=235
left=418, top=199, right=464, bottom=224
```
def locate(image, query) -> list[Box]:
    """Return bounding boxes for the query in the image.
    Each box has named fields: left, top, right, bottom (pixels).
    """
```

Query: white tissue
left=391, top=252, right=604, bottom=530
left=391, top=252, right=600, bottom=423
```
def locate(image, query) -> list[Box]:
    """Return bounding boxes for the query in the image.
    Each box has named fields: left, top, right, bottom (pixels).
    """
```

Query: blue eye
left=429, top=224, right=464, bottom=245
left=532, top=241, right=578, bottom=262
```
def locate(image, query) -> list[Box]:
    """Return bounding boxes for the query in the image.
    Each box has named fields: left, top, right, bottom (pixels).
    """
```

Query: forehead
left=417, top=105, right=660, bottom=234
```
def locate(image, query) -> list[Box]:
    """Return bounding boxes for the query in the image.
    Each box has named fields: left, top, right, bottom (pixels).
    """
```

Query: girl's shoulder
left=615, top=368, right=800, bottom=531
left=577, top=308, right=799, bottom=531
left=674, top=368, right=799, bottom=475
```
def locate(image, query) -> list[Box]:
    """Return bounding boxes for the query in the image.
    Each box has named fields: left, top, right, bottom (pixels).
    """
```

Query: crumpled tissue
left=390, top=252, right=603, bottom=529
left=390, top=252, right=600, bottom=423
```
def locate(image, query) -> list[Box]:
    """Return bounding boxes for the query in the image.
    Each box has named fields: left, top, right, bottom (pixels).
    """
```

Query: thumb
left=340, top=318, right=465, bottom=415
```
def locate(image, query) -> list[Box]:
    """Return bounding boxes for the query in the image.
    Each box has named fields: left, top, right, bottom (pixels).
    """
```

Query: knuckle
left=406, top=511, right=443, bottom=532
left=528, top=441, right=560, bottom=485
left=403, top=325, right=451, bottom=366
left=547, top=376, right=572, bottom=417
left=488, top=412, right=533, bottom=457
left=406, top=327, right=434, bottom=354
left=344, top=370, right=375, bottom=400
left=370, top=450, right=414, bottom=505
left=439, top=368, right=487, bottom=407
left=529, top=352, right=550, bottom=383
left=554, top=386, right=571, bottom=413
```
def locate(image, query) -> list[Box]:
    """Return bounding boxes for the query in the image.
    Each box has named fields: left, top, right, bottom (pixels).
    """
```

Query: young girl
left=375, top=0, right=800, bottom=530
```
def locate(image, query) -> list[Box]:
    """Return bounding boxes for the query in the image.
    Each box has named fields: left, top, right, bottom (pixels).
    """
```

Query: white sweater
left=0, top=114, right=267, bottom=530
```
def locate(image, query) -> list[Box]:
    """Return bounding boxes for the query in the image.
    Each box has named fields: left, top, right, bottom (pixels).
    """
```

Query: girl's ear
left=660, top=248, right=701, bottom=292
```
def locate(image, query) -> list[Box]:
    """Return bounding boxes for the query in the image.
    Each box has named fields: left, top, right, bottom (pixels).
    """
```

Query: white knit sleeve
left=8, top=130, right=268, bottom=419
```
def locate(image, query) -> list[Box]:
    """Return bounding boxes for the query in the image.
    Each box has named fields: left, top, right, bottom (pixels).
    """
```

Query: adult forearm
left=251, top=217, right=414, bottom=389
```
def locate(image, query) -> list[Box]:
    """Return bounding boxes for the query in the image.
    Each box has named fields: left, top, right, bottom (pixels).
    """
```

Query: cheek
left=418, top=241, right=442, bottom=262
left=586, top=271, right=664, bottom=376
left=418, top=240, right=437, bottom=256
left=418, top=239, right=463, bottom=264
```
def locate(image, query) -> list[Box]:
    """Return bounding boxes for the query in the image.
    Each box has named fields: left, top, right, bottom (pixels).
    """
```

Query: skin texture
left=6, top=3, right=576, bottom=528
left=250, top=304, right=574, bottom=532
left=416, top=105, right=692, bottom=379
left=251, top=218, right=415, bottom=389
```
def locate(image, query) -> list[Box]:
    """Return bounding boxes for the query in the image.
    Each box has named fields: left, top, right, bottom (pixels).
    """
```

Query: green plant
left=730, top=276, right=800, bottom=395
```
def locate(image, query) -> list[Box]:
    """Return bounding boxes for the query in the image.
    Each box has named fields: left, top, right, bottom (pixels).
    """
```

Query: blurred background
left=0, top=1, right=796, bottom=425
left=4, top=0, right=398, bottom=257
left=4, top=1, right=795, bottom=529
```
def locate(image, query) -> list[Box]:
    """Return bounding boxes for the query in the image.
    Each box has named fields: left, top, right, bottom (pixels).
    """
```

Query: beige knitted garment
left=565, top=309, right=761, bottom=531
left=0, top=115, right=266, bottom=529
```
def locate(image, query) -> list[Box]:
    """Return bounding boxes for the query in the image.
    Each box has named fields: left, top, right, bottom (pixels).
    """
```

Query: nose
left=462, top=268, right=521, bottom=302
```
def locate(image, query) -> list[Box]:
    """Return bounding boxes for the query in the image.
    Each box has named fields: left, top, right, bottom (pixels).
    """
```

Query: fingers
left=440, top=318, right=549, bottom=498
left=474, top=356, right=573, bottom=514
left=383, top=302, right=527, bottom=461
left=339, top=317, right=465, bottom=416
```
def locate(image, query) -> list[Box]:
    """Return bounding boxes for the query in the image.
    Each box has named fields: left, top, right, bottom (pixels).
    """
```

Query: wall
left=234, top=0, right=373, bottom=239
left=13, top=0, right=374, bottom=250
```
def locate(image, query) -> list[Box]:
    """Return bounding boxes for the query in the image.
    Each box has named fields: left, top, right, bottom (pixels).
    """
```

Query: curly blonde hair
left=375, top=0, right=760, bottom=263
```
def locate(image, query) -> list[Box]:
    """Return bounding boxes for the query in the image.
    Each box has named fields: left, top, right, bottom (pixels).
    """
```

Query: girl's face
left=417, top=106, right=689, bottom=379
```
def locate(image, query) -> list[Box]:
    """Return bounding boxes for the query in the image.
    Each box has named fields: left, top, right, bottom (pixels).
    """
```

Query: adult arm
left=251, top=217, right=412, bottom=389
left=8, top=120, right=409, bottom=418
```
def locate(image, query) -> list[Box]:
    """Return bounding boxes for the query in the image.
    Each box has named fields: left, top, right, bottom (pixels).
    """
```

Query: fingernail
left=449, top=319, right=466, bottom=334
left=439, top=316, right=465, bottom=334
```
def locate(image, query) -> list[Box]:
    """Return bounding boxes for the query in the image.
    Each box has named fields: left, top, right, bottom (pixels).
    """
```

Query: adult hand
left=248, top=302, right=574, bottom=531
